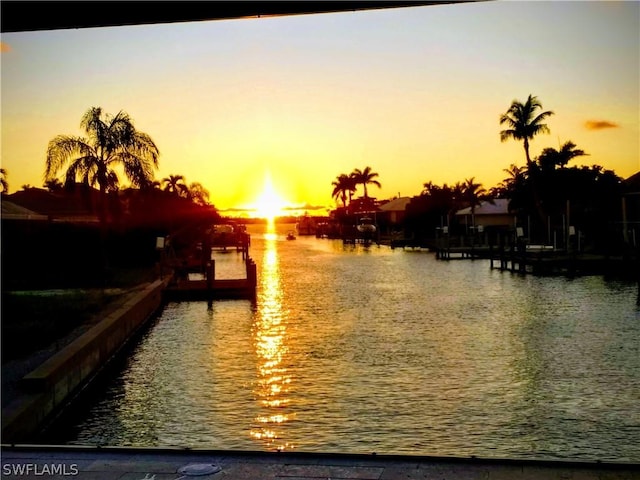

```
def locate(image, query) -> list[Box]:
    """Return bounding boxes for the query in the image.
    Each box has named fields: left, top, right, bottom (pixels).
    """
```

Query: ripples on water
left=67, top=224, right=640, bottom=461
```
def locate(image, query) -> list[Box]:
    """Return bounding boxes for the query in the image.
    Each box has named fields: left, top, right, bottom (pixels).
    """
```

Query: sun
left=254, top=174, right=288, bottom=223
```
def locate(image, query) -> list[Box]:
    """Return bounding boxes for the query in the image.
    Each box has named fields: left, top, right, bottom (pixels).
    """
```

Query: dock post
left=206, top=260, right=215, bottom=293
left=489, top=244, right=494, bottom=269
left=510, top=243, right=516, bottom=273
left=243, top=233, right=250, bottom=260
left=251, top=261, right=257, bottom=289
left=246, top=257, right=257, bottom=296
left=518, top=240, right=526, bottom=273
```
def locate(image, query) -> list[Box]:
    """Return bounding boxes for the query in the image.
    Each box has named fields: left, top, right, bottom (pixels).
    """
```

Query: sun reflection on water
left=250, top=224, right=294, bottom=450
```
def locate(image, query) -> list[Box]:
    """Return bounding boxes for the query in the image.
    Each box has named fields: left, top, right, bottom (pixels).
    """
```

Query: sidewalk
left=1, top=446, right=639, bottom=480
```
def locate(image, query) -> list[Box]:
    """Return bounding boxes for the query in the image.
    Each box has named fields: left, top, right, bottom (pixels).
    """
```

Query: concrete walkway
left=1, top=446, right=638, bottom=479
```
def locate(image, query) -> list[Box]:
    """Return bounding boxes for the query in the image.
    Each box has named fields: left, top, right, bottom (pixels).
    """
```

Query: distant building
left=454, top=199, right=514, bottom=229
left=378, top=196, right=411, bottom=225
left=347, top=196, right=379, bottom=215
left=296, top=213, right=317, bottom=235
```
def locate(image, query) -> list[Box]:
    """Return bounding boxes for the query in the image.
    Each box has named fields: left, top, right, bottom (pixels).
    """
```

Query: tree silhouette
left=45, top=107, right=159, bottom=221
left=351, top=166, right=381, bottom=199
left=499, top=94, right=554, bottom=165
left=491, top=164, right=524, bottom=198
left=0, top=168, right=8, bottom=194
left=462, top=177, right=488, bottom=228
left=162, top=174, right=189, bottom=197
left=537, top=141, right=588, bottom=171
left=43, top=178, right=64, bottom=192
left=188, top=182, right=210, bottom=206
left=331, top=174, right=356, bottom=208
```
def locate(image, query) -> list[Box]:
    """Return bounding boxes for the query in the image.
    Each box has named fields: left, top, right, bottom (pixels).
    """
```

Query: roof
left=5, top=188, right=100, bottom=221
left=455, top=198, right=511, bottom=216
left=625, top=171, right=640, bottom=191
left=378, top=197, right=412, bottom=212
left=1, top=200, right=49, bottom=221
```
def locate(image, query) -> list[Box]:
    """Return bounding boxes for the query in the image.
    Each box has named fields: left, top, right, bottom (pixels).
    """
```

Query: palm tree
left=463, top=177, right=488, bottom=228
left=537, top=141, right=588, bottom=171
left=451, top=181, right=466, bottom=212
left=45, top=107, right=159, bottom=221
left=351, top=166, right=381, bottom=200
left=0, top=168, right=8, bottom=194
left=162, top=174, right=189, bottom=197
left=503, top=163, right=524, bottom=181
left=188, top=182, right=210, bottom=206
left=43, top=178, right=64, bottom=192
left=331, top=174, right=356, bottom=208
left=140, top=179, right=162, bottom=192
left=499, top=94, right=554, bottom=165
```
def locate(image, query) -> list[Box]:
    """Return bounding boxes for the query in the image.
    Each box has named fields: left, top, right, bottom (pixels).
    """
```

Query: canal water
left=64, top=223, right=640, bottom=462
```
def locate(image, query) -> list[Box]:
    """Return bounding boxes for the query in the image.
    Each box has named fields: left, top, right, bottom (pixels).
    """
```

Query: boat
left=356, top=217, right=377, bottom=234
left=286, top=231, right=296, bottom=241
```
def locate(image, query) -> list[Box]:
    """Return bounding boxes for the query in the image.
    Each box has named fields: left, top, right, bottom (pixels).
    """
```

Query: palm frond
left=45, top=135, right=96, bottom=179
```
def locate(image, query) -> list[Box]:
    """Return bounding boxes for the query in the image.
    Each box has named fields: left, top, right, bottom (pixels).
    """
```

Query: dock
left=164, top=257, right=257, bottom=301
left=430, top=241, right=639, bottom=278
left=162, top=227, right=257, bottom=301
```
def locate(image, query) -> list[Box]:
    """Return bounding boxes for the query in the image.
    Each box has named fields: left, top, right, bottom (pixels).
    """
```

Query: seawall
left=1, top=278, right=168, bottom=443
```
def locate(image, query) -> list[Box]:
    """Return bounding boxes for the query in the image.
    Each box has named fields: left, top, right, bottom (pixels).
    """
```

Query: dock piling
left=206, top=260, right=215, bottom=293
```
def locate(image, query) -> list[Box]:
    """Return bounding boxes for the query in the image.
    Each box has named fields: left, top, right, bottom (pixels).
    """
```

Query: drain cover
left=177, top=464, right=222, bottom=476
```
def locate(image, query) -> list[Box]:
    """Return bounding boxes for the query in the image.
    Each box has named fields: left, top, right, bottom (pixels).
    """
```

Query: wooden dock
left=489, top=249, right=634, bottom=276
left=164, top=257, right=257, bottom=301
left=434, top=245, right=492, bottom=260
left=432, top=242, right=639, bottom=278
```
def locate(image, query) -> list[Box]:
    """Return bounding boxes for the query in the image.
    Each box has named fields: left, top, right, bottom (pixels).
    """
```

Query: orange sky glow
left=1, top=2, right=638, bottom=218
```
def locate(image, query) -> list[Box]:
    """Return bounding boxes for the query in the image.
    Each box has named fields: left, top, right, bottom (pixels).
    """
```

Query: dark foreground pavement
left=1, top=446, right=639, bottom=480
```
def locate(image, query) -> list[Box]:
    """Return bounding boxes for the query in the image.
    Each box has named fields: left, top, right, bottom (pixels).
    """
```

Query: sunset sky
left=1, top=1, right=638, bottom=216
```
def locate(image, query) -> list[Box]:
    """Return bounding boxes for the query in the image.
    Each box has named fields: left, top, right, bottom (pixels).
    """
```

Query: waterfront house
left=378, top=196, right=411, bottom=225
left=454, top=198, right=515, bottom=245
left=622, top=171, right=640, bottom=248
left=454, top=198, right=514, bottom=230
left=377, top=196, right=411, bottom=236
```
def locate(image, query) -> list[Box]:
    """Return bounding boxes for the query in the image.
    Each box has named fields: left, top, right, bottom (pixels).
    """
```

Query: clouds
left=584, top=120, right=619, bottom=131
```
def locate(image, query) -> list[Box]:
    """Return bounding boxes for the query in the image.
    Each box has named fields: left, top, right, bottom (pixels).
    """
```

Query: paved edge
left=1, top=444, right=639, bottom=471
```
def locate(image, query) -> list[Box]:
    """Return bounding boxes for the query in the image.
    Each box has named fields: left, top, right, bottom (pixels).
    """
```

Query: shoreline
left=1, top=279, right=167, bottom=443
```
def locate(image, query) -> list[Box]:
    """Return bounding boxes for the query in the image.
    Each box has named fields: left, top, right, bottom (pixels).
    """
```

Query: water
left=64, top=223, right=640, bottom=462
